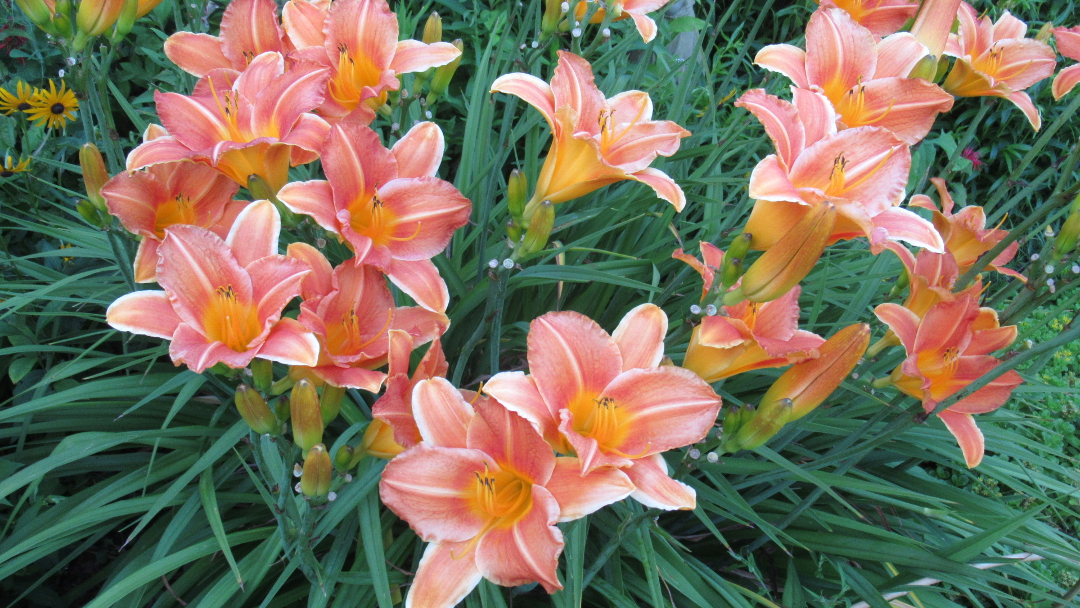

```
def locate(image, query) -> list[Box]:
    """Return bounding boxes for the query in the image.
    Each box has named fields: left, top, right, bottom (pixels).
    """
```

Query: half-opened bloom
left=371, top=330, right=448, bottom=449
left=164, top=0, right=285, bottom=77
left=736, top=88, right=942, bottom=254
left=106, top=200, right=319, bottom=373
left=1053, top=26, right=1080, bottom=99
left=491, top=51, right=690, bottom=214
left=287, top=246, right=448, bottom=391
left=673, top=243, right=825, bottom=381
left=102, top=157, right=244, bottom=283
left=574, top=0, right=673, bottom=43
left=484, top=305, right=721, bottom=510
left=278, top=121, right=470, bottom=312
left=756, top=8, right=954, bottom=144
left=815, top=0, right=918, bottom=36
left=909, top=177, right=1023, bottom=281
left=380, top=378, right=633, bottom=608
left=942, top=2, right=1056, bottom=129
left=875, top=293, right=1022, bottom=467
left=127, top=52, right=330, bottom=193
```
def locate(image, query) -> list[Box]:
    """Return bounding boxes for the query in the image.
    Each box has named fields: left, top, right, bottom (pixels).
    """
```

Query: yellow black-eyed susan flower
left=0, top=81, right=37, bottom=115
left=1, top=156, right=30, bottom=178
left=26, top=80, right=78, bottom=129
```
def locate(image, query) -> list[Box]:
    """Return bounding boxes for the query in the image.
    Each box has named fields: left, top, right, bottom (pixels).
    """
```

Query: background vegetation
left=1, top=0, right=1078, bottom=606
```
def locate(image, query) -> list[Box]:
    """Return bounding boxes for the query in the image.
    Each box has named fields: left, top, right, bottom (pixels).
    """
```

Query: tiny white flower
left=391, top=122, right=400, bottom=131
left=1030, top=253, right=1040, bottom=261
left=425, top=110, right=433, bottom=118
left=706, top=452, right=719, bottom=463
left=572, top=27, right=582, bottom=37
left=327, top=492, right=338, bottom=501
left=488, top=259, right=499, bottom=269
left=58, top=69, right=65, bottom=78
left=704, top=304, right=717, bottom=316
left=1045, top=265, right=1055, bottom=274
left=560, top=1, right=569, bottom=11
left=502, top=258, right=515, bottom=269
left=602, top=28, right=611, bottom=37
left=689, top=304, right=702, bottom=315
left=531, top=40, right=539, bottom=48
left=688, top=448, right=701, bottom=459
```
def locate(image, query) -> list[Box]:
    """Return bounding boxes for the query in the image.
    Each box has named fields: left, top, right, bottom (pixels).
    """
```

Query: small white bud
left=344, top=474, right=353, bottom=482
left=391, top=122, right=400, bottom=131
left=704, top=304, right=717, bottom=316
left=58, top=69, right=65, bottom=78
left=1046, top=225, right=1056, bottom=237
left=1047, top=278, right=1056, bottom=287
left=1049, top=284, right=1056, bottom=294
left=315, top=238, right=327, bottom=248
left=688, top=448, right=701, bottom=459
left=327, top=491, right=338, bottom=501
left=851, top=373, right=859, bottom=380
left=293, top=464, right=303, bottom=477
left=502, top=258, right=515, bottom=269
left=425, top=110, right=433, bottom=118
left=1072, top=264, right=1079, bottom=274
left=1045, top=265, right=1055, bottom=274
left=706, top=452, right=719, bottom=463
left=488, top=258, right=499, bottom=269
left=531, top=40, right=539, bottom=48
left=294, top=481, right=303, bottom=493
left=520, top=43, right=527, bottom=50
left=602, top=28, right=611, bottom=37
left=401, top=89, right=409, bottom=98
left=66, top=56, right=76, bottom=65
left=560, top=1, right=569, bottom=11
left=572, top=27, right=582, bottom=37
left=1030, top=253, right=1040, bottom=261
left=689, top=304, right=702, bottom=315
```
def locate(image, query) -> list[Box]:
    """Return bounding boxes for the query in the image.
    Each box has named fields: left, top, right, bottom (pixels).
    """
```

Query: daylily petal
left=227, top=199, right=280, bottom=267
left=170, top=323, right=256, bottom=372
left=545, top=457, right=633, bottom=522
left=311, top=365, right=386, bottom=392
left=323, top=122, right=398, bottom=212
left=282, top=113, right=332, bottom=163
left=218, top=0, right=284, bottom=68
left=949, top=369, right=1022, bottom=415
left=164, top=32, right=231, bottom=77
left=412, top=377, right=474, bottom=449
left=155, top=91, right=230, bottom=152
left=282, top=0, right=328, bottom=49
left=278, top=180, right=339, bottom=233
left=937, top=410, right=985, bottom=468
left=286, top=242, right=334, bottom=300
left=874, top=32, right=930, bottom=78
left=1004, top=90, right=1041, bottom=131
left=392, top=306, right=449, bottom=346
left=624, top=453, right=696, bottom=510
left=748, top=155, right=804, bottom=203
left=475, top=485, right=563, bottom=593
left=736, top=89, right=806, bottom=169
left=835, top=77, right=954, bottom=145
left=806, top=8, right=878, bottom=100
left=490, top=73, right=556, bottom=130
left=380, top=444, right=492, bottom=542
left=754, top=44, right=809, bottom=88
left=603, top=121, right=689, bottom=174
left=611, top=303, right=668, bottom=371
left=258, top=317, right=320, bottom=366
left=126, top=136, right=197, bottom=171
left=791, top=87, right=838, bottom=145
left=550, top=51, right=606, bottom=135
left=469, top=399, right=556, bottom=485
left=528, top=311, right=622, bottom=419
left=372, top=176, right=473, bottom=261
left=245, top=255, right=308, bottom=323
left=630, top=167, right=686, bottom=212
left=870, top=206, right=946, bottom=253
left=483, top=372, right=562, bottom=448
left=106, top=291, right=182, bottom=339
left=392, top=121, right=445, bottom=178
left=157, top=225, right=253, bottom=331
left=389, top=39, right=461, bottom=74
left=386, top=258, right=450, bottom=313
left=627, top=11, right=659, bottom=44
left=133, top=240, right=160, bottom=283
left=874, top=302, right=920, bottom=352
left=405, top=542, right=482, bottom=608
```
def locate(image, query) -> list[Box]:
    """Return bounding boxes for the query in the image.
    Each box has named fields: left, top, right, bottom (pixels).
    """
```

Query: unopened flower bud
left=290, top=379, right=323, bottom=451
left=427, top=39, right=463, bottom=102
left=74, top=0, right=124, bottom=43
left=111, top=0, right=138, bottom=41
left=335, top=445, right=354, bottom=472
left=76, top=199, right=108, bottom=229
left=723, top=399, right=794, bottom=452
left=15, top=0, right=55, bottom=30
left=422, top=11, right=442, bottom=44
left=79, top=143, right=109, bottom=211
left=300, top=444, right=332, bottom=498
left=361, top=418, right=405, bottom=460
left=519, top=200, right=555, bottom=259
left=250, top=358, right=272, bottom=393
left=1053, top=210, right=1080, bottom=259
left=235, top=383, right=280, bottom=435
left=508, top=168, right=528, bottom=223
left=320, top=384, right=345, bottom=425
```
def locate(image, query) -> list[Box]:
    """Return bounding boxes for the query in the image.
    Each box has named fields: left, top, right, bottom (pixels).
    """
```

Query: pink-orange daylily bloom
left=736, top=89, right=943, bottom=254
left=283, top=0, right=461, bottom=122
left=278, top=120, right=471, bottom=312
left=942, top=2, right=1056, bottom=130
left=673, top=243, right=825, bottom=381
left=574, top=0, right=672, bottom=44
left=491, top=51, right=690, bottom=216
left=815, top=0, right=918, bottom=37
left=483, top=305, right=721, bottom=510
left=876, top=293, right=1022, bottom=467
left=380, top=378, right=634, bottom=608
left=101, top=155, right=244, bottom=283
left=107, top=200, right=319, bottom=373
left=127, top=52, right=331, bottom=193
left=909, top=177, right=1023, bottom=281
left=285, top=245, right=448, bottom=391
left=371, top=330, right=448, bottom=450
left=756, top=8, right=954, bottom=144
left=1053, top=26, right=1080, bottom=99
left=164, top=0, right=285, bottom=77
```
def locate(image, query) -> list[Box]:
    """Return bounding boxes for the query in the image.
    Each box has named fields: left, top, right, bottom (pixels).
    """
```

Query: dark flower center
left=51, top=103, right=65, bottom=114
left=17, top=102, right=30, bottom=111
left=1, top=171, right=13, bottom=178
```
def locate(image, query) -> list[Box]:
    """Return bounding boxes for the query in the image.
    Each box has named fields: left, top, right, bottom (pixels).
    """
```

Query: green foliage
left=2, top=0, right=1080, bottom=606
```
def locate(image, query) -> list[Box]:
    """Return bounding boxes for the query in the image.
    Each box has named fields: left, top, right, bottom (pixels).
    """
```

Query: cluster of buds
left=16, top=0, right=162, bottom=49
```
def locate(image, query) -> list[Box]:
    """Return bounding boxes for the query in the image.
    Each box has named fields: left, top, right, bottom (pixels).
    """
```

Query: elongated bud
left=290, top=379, right=323, bottom=451
left=519, top=200, right=555, bottom=259
left=910, top=0, right=961, bottom=58
left=275, top=395, right=290, bottom=421
left=427, top=39, right=463, bottom=102
left=723, top=400, right=794, bottom=452
left=726, top=203, right=836, bottom=304
left=235, top=384, right=279, bottom=435
left=75, top=0, right=125, bottom=37
left=888, top=266, right=911, bottom=298
left=422, top=11, right=442, bottom=44
left=718, top=233, right=752, bottom=290
left=111, top=0, right=138, bottom=40
left=507, top=219, right=523, bottom=243
left=76, top=199, right=108, bottom=228
left=55, top=0, right=72, bottom=17
left=250, top=358, right=273, bottom=393
left=80, top=143, right=109, bottom=210
left=1053, top=210, right=1080, bottom=259
left=541, top=0, right=563, bottom=38
left=52, top=12, right=73, bottom=37
left=908, top=55, right=942, bottom=81
left=760, top=323, right=870, bottom=421
left=300, top=444, right=332, bottom=498
left=321, top=385, right=345, bottom=425
left=334, top=445, right=354, bottom=472
left=1036, top=21, right=1054, bottom=43
left=361, top=418, right=404, bottom=460
left=14, top=0, right=55, bottom=30
left=508, top=169, right=527, bottom=224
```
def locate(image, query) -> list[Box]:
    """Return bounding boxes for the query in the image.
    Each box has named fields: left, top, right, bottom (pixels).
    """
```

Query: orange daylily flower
left=876, top=293, right=1022, bottom=467
left=101, top=145, right=245, bottom=283
left=574, top=0, right=673, bottom=43
left=380, top=378, right=634, bottom=608
left=278, top=120, right=471, bottom=312
left=371, top=330, right=448, bottom=449
left=164, top=0, right=286, bottom=77
left=909, top=177, right=1024, bottom=281
left=285, top=246, right=448, bottom=391
left=1052, top=26, right=1080, bottom=99
left=942, top=2, right=1056, bottom=130
left=283, top=0, right=461, bottom=122
left=736, top=89, right=943, bottom=254
left=483, top=305, right=721, bottom=510
left=672, top=243, right=825, bottom=381
left=107, top=200, right=319, bottom=373
left=126, top=52, right=331, bottom=193
left=756, top=8, right=954, bottom=144
left=815, top=0, right=918, bottom=37
left=491, top=51, right=690, bottom=216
